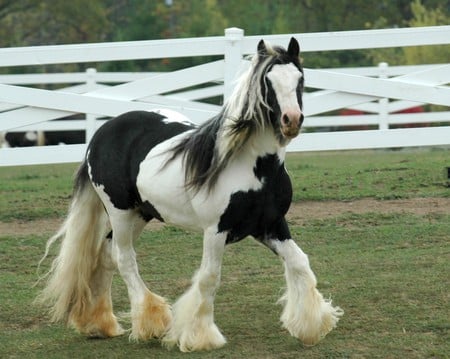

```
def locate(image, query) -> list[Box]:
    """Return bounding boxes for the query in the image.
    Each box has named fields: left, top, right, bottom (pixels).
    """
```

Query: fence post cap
left=225, top=27, right=244, bottom=41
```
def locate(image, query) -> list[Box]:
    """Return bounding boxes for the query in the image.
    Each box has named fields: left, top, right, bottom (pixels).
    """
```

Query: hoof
left=71, top=296, right=125, bottom=338
left=130, top=292, right=172, bottom=341
left=163, top=322, right=226, bottom=352
left=281, top=288, right=343, bottom=346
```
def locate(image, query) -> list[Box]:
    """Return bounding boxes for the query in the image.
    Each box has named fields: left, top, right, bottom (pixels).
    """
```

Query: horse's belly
left=136, top=137, right=201, bottom=230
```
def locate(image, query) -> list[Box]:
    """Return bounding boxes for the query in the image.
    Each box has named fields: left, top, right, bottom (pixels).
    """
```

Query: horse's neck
left=216, top=116, right=287, bottom=172
left=246, top=127, right=286, bottom=162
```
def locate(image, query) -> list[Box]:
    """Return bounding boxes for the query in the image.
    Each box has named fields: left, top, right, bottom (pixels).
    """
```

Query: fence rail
left=1, top=26, right=449, bottom=166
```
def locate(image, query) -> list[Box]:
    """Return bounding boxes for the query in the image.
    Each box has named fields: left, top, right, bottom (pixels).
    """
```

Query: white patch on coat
left=25, top=131, right=38, bottom=142
left=266, top=63, right=302, bottom=115
left=136, top=133, right=268, bottom=231
left=151, top=108, right=196, bottom=127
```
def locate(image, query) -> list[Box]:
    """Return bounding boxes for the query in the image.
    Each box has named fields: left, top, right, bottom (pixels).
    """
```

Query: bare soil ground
left=1, top=197, right=449, bottom=237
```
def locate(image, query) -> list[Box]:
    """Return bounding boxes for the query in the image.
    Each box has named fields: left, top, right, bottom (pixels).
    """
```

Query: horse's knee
left=98, top=237, right=117, bottom=270
left=197, top=271, right=220, bottom=293
left=271, top=239, right=312, bottom=274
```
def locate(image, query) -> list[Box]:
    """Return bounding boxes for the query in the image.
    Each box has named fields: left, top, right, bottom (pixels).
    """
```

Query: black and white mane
left=169, top=39, right=304, bottom=191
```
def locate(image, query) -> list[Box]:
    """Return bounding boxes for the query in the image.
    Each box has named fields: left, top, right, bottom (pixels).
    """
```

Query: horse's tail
left=36, top=161, right=109, bottom=324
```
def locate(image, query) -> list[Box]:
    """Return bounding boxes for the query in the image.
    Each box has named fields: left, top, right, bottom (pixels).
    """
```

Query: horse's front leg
left=266, top=237, right=343, bottom=346
left=163, top=227, right=227, bottom=352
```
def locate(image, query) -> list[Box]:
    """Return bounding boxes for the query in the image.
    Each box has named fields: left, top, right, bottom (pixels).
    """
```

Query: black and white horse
left=2, top=131, right=45, bottom=147
left=37, top=38, right=342, bottom=352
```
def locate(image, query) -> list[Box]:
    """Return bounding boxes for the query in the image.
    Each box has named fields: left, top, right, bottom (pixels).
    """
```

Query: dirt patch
left=287, top=197, right=450, bottom=225
left=1, top=197, right=449, bottom=237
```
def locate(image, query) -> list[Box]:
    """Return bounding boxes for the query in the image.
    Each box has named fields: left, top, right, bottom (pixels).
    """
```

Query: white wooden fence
left=0, top=26, right=449, bottom=166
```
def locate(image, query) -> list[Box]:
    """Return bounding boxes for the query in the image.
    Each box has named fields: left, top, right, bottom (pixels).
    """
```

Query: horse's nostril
left=282, top=114, right=290, bottom=126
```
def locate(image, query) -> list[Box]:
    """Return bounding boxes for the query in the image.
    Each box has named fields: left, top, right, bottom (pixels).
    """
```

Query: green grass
left=0, top=148, right=448, bottom=222
left=287, top=148, right=449, bottom=201
left=1, top=148, right=449, bottom=358
left=1, top=214, right=449, bottom=358
left=0, top=163, right=78, bottom=221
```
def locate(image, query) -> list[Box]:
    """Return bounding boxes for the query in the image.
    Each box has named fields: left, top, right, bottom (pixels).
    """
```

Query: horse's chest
left=217, top=154, right=292, bottom=243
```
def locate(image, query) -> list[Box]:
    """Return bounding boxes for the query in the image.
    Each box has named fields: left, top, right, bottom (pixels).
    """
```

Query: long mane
left=168, top=42, right=295, bottom=192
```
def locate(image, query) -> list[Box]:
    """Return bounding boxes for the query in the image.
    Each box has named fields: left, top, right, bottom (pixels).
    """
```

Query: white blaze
left=266, top=63, right=302, bottom=115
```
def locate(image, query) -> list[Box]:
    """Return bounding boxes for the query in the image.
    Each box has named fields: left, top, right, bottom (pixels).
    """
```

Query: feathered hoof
left=70, top=295, right=126, bottom=339
left=72, top=313, right=125, bottom=339
left=280, top=288, right=343, bottom=346
left=162, top=322, right=226, bottom=352
left=129, top=292, right=172, bottom=341
left=82, top=321, right=126, bottom=339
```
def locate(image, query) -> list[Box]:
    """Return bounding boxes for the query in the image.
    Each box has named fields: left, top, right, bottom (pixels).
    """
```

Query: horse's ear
left=257, top=39, right=268, bottom=57
left=287, top=37, right=300, bottom=58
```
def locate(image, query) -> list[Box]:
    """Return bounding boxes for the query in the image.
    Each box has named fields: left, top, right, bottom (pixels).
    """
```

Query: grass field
left=1, top=148, right=449, bottom=358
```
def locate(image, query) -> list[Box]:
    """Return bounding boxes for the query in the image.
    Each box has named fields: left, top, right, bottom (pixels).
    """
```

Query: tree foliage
left=0, top=0, right=109, bottom=46
left=403, top=0, right=450, bottom=64
left=366, top=0, right=449, bottom=65
left=0, top=0, right=448, bottom=69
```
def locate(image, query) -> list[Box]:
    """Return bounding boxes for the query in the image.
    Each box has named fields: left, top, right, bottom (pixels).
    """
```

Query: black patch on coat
left=218, top=154, right=292, bottom=244
left=138, top=201, right=164, bottom=222
left=5, top=132, right=38, bottom=147
left=87, top=111, right=194, bottom=219
left=45, top=130, right=85, bottom=145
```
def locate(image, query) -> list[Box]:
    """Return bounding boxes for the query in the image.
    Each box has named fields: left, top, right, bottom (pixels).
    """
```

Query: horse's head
left=258, top=38, right=304, bottom=142
left=221, top=38, right=304, bottom=153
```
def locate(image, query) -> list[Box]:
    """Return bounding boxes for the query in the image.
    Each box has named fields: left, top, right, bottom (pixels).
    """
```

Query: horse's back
left=87, top=110, right=194, bottom=211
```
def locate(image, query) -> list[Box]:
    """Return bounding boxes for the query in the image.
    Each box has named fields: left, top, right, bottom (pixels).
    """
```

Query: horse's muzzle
left=281, top=110, right=303, bottom=139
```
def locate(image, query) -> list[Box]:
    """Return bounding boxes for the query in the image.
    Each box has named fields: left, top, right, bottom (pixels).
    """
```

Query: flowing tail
left=36, top=162, right=109, bottom=326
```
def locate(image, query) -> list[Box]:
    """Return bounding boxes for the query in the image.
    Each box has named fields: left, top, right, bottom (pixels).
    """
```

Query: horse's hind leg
left=109, top=209, right=172, bottom=341
left=72, top=233, right=125, bottom=337
left=267, top=238, right=343, bottom=346
left=39, top=175, right=123, bottom=338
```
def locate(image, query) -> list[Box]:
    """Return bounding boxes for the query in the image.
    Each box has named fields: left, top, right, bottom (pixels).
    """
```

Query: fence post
left=378, top=62, right=389, bottom=130
left=224, top=27, right=244, bottom=102
left=85, top=68, right=97, bottom=143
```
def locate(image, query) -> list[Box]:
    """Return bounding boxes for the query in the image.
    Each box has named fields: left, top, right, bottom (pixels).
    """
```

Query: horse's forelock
left=224, top=49, right=276, bottom=125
